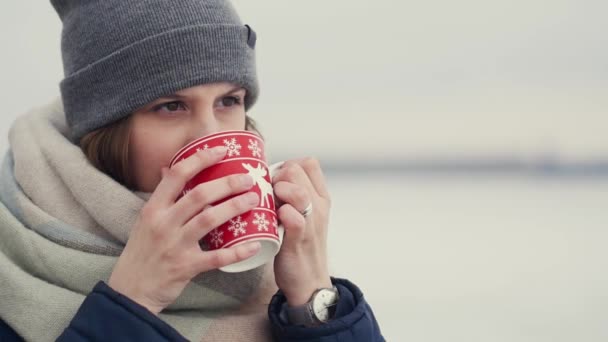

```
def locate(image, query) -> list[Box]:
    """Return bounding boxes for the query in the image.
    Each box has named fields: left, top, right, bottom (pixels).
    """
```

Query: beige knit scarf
left=0, top=99, right=278, bottom=341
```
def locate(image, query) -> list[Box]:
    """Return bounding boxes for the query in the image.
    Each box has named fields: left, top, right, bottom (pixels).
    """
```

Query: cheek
left=224, top=109, right=247, bottom=130
left=130, top=129, right=183, bottom=191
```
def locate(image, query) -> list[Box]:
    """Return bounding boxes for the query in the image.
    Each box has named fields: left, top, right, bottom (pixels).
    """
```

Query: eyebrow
left=159, top=86, right=245, bottom=101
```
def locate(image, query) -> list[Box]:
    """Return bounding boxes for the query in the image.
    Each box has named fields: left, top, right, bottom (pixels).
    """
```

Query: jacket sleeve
left=268, top=278, right=385, bottom=342
left=57, top=281, right=187, bottom=342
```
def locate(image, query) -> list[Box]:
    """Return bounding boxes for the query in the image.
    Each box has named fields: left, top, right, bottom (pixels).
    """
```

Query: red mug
left=169, top=130, right=283, bottom=272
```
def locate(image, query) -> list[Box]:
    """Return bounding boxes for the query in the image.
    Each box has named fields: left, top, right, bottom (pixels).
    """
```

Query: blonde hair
left=80, top=116, right=261, bottom=191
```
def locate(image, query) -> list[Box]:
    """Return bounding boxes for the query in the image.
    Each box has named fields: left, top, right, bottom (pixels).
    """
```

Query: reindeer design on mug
left=242, top=163, right=274, bottom=209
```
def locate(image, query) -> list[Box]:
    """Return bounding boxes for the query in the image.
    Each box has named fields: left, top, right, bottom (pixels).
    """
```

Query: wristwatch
left=286, top=286, right=340, bottom=326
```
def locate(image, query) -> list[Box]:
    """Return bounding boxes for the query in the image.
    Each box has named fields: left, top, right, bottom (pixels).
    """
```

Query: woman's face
left=129, top=82, right=247, bottom=192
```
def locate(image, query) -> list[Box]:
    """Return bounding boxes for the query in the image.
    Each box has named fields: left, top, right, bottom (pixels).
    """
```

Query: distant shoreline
left=275, top=158, right=608, bottom=177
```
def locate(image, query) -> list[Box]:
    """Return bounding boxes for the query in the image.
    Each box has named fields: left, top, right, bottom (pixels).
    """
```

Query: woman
left=0, top=0, right=384, bottom=341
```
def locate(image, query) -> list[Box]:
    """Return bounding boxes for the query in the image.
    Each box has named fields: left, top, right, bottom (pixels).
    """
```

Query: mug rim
left=169, top=130, right=262, bottom=166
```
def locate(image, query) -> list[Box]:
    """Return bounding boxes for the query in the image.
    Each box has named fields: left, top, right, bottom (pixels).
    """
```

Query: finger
left=193, top=242, right=261, bottom=274
left=167, top=173, right=255, bottom=226
left=150, top=146, right=228, bottom=206
left=268, top=161, right=285, bottom=180
left=295, top=157, right=330, bottom=199
left=182, top=191, right=259, bottom=242
left=272, top=161, right=315, bottom=197
left=273, top=181, right=311, bottom=214
left=277, top=203, right=307, bottom=246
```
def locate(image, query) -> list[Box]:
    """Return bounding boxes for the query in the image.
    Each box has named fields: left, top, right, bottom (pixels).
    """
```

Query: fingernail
left=246, top=242, right=261, bottom=254
left=270, top=171, right=279, bottom=183
left=211, top=146, right=228, bottom=156
left=240, top=174, right=254, bottom=187
left=244, top=192, right=259, bottom=205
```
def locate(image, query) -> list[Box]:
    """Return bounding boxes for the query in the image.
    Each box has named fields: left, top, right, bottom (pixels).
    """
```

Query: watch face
left=312, top=288, right=338, bottom=322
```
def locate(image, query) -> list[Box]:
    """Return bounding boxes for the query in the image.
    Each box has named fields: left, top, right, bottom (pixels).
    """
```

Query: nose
left=186, top=104, right=220, bottom=141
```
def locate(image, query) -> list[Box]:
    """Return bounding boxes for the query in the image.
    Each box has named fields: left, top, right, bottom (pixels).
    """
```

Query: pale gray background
left=1, top=1, right=608, bottom=341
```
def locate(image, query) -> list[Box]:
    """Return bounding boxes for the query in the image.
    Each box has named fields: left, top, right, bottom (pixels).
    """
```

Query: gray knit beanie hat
left=50, top=0, right=259, bottom=142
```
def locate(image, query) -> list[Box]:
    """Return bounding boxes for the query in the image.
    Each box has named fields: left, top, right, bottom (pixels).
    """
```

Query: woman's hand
left=272, top=158, right=333, bottom=306
left=108, top=146, right=261, bottom=315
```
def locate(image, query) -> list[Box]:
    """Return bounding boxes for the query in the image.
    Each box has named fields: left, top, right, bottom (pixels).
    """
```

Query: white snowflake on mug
left=253, top=212, right=269, bottom=231
left=196, top=144, right=209, bottom=152
left=223, top=138, right=242, bottom=157
left=227, top=216, right=247, bottom=237
left=272, top=217, right=279, bottom=234
left=248, top=139, right=262, bottom=158
left=209, top=229, right=224, bottom=248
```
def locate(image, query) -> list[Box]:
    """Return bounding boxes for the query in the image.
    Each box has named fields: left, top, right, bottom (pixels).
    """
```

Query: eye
left=153, top=101, right=187, bottom=113
left=219, top=95, right=243, bottom=108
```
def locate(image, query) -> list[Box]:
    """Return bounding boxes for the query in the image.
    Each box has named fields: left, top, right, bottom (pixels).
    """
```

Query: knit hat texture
left=50, top=0, right=259, bottom=142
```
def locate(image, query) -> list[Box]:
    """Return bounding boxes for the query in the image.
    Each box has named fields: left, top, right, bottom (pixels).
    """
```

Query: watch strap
left=285, top=286, right=339, bottom=326
left=286, top=301, right=317, bottom=326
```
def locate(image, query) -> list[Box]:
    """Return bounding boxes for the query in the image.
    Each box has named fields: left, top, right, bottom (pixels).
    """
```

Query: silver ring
left=301, top=203, right=313, bottom=218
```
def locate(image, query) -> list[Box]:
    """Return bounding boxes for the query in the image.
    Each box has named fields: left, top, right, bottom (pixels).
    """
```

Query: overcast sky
left=1, top=0, right=606, bottom=162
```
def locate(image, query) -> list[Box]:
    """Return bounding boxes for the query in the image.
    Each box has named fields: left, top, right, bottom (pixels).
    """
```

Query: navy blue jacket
left=0, top=278, right=384, bottom=341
